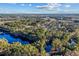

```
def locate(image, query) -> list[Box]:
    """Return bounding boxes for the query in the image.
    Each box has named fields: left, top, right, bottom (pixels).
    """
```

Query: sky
left=0, top=3, right=79, bottom=14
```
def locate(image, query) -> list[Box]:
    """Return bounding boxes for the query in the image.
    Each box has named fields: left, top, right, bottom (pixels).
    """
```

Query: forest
left=0, top=16, right=79, bottom=56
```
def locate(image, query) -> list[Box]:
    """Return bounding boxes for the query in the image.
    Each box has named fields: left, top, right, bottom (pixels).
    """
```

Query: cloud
left=11, top=3, right=25, bottom=6
left=65, top=4, right=71, bottom=8
left=20, top=4, right=25, bottom=6
left=28, top=4, right=32, bottom=7
left=36, top=3, right=62, bottom=11
left=20, top=3, right=32, bottom=7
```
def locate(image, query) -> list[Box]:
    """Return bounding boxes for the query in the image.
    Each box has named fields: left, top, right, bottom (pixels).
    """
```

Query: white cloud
left=20, top=4, right=25, bottom=6
left=36, top=3, right=62, bottom=11
left=48, top=3, right=61, bottom=8
left=65, top=5, right=71, bottom=8
left=28, top=4, right=32, bottom=7
left=19, top=3, right=32, bottom=7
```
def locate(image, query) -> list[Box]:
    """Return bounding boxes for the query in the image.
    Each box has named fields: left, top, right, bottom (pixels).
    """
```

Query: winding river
left=0, top=32, right=29, bottom=44
left=0, top=31, right=52, bottom=52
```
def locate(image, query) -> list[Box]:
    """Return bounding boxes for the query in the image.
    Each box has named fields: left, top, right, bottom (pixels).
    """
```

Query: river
left=0, top=31, right=52, bottom=52
left=0, top=32, right=29, bottom=44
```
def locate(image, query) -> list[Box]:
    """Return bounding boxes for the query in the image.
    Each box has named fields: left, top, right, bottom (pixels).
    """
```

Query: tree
left=62, top=33, right=71, bottom=46
left=52, top=38, right=62, bottom=49
left=51, top=38, right=62, bottom=54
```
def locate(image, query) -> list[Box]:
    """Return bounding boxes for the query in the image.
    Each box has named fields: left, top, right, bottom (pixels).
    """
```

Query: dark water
left=45, top=45, right=52, bottom=52
left=0, top=32, right=52, bottom=52
left=0, top=32, right=29, bottom=44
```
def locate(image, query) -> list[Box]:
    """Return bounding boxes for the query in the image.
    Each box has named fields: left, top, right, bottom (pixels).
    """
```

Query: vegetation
left=0, top=16, right=79, bottom=56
